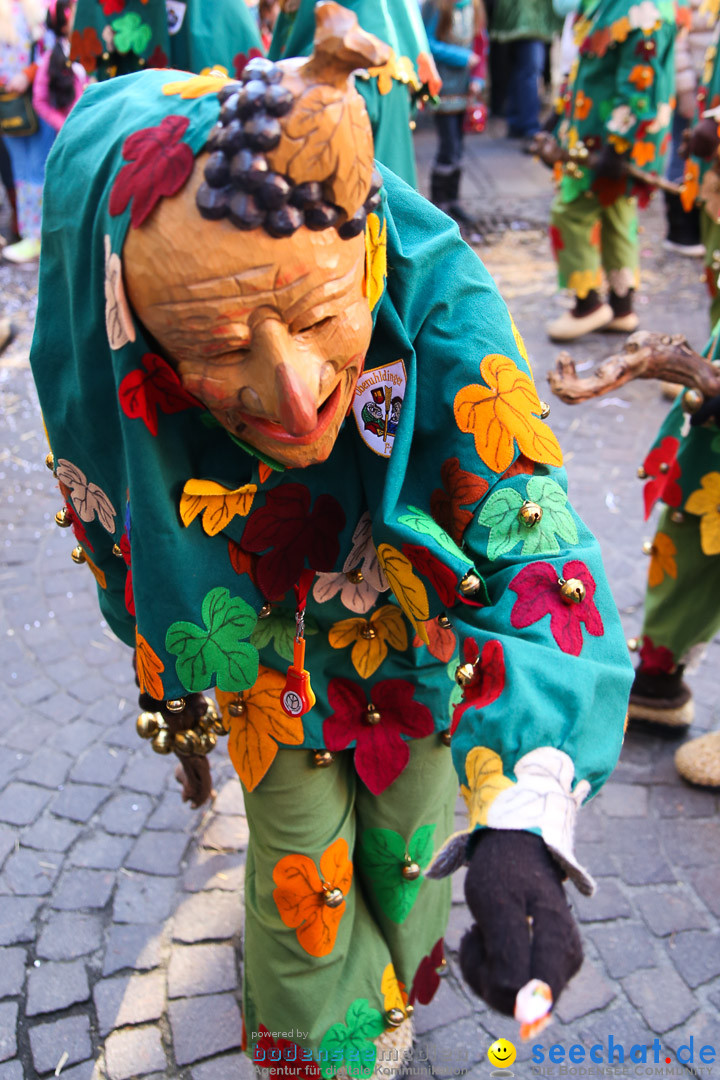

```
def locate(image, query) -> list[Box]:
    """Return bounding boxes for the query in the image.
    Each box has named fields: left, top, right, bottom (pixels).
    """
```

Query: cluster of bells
left=136, top=698, right=228, bottom=757
left=564, top=140, right=591, bottom=180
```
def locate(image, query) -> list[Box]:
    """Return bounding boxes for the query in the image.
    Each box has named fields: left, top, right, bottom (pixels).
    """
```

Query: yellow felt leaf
left=364, top=213, right=387, bottom=313
left=381, top=964, right=408, bottom=1012
left=685, top=471, right=720, bottom=555
left=180, top=479, right=257, bottom=537
left=510, top=315, right=529, bottom=364
left=460, top=747, right=514, bottom=828
left=611, top=15, right=630, bottom=42
left=328, top=617, right=364, bottom=649
left=568, top=268, right=604, bottom=299
left=453, top=354, right=563, bottom=473
left=350, top=633, right=387, bottom=679
left=376, top=545, right=430, bottom=643
left=648, top=531, right=677, bottom=588
left=367, top=50, right=397, bottom=95
left=135, top=630, right=165, bottom=699
left=162, top=74, right=229, bottom=98
left=372, top=605, right=408, bottom=651
left=220, top=666, right=304, bottom=792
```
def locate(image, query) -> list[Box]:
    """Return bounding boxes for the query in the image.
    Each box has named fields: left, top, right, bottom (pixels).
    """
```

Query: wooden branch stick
left=547, top=331, right=720, bottom=405
left=529, top=134, right=682, bottom=194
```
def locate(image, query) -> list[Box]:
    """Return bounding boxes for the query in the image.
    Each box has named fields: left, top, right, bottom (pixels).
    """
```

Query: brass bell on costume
left=455, top=662, right=476, bottom=687
left=313, top=749, right=335, bottom=768
left=641, top=540, right=654, bottom=556
left=682, top=388, right=704, bottom=414
left=136, top=712, right=160, bottom=740
left=71, top=546, right=86, bottom=564
left=55, top=508, right=72, bottom=528
left=659, top=462, right=670, bottom=474
left=402, top=859, right=421, bottom=881
left=323, top=886, right=344, bottom=908
left=174, top=729, right=201, bottom=756
left=258, top=603, right=272, bottom=619
left=346, top=568, right=364, bottom=584
left=437, top=614, right=452, bottom=630
left=439, top=729, right=452, bottom=746
left=539, top=401, right=551, bottom=419
left=112, top=543, right=123, bottom=557
left=637, top=466, right=647, bottom=479
left=361, top=625, right=377, bottom=640
left=627, top=638, right=639, bottom=652
left=165, top=698, right=186, bottom=713
left=671, top=511, right=685, bottom=524
left=459, top=571, right=482, bottom=597
left=45, top=452, right=55, bottom=471
left=518, top=501, right=542, bottom=528
left=366, top=703, right=381, bottom=725
left=385, top=1009, right=405, bottom=1028
left=151, top=729, right=173, bottom=755
left=198, top=730, right=217, bottom=755
left=228, top=697, right=245, bottom=717
left=559, top=578, right=585, bottom=604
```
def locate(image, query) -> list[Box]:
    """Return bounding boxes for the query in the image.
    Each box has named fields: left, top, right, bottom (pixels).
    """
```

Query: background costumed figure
left=30, top=2, right=633, bottom=1067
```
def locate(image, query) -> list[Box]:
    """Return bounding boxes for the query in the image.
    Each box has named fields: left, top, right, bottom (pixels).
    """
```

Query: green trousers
left=641, top=508, right=720, bottom=665
left=550, top=192, right=639, bottom=299
left=241, top=735, right=455, bottom=1072
left=701, top=211, right=720, bottom=331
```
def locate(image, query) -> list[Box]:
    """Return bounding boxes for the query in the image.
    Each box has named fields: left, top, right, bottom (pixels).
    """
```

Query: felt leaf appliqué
left=272, top=838, right=353, bottom=958
left=430, top=457, right=489, bottom=544
left=364, top=212, right=387, bottom=312
left=509, top=560, right=604, bottom=656
left=685, top=471, right=720, bottom=555
left=641, top=436, right=682, bottom=519
left=253, top=1027, right=319, bottom=1080
left=180, top=480, right=257, bottom=537
left=381, top=964, right=407, bottom=1013
left=165, top=587, right=258, bottom=691
left=109, top=115, right=194, bottom=228
left=119, top=353, right=201, bottom=435
left=250, top=609, right=318, bottom=662
left=648, top=532, right=677, bottom=588
left=318, top=999, right=385, bottom=1080
left=357, top=824, right=436, bottom=923
left=397, top=505, right=467, bottom=561
left=376, top=544, right=430, bottom=642
left=454, top=354, right=563, bottom=473
left=55, top=460, right=116, bottom=532
left=450, top=638, right=506, bottom=735
left=412, top=616, right=457, bottom=663
left=104, top=236, right=136, bottom=350
left=410, top=939, right=446, bottom=1006
left=217, top=666, right=304, bottom=791
left=479, top=476, right=578, bottom=559
left=328, top=605, right=408, bottom=679
left=135, top=630, right=165, bottom=700
left=111, top=11, right=152, bottom=54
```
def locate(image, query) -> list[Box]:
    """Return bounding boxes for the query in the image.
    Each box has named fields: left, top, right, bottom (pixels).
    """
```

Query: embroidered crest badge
left=166, top=0, right=187, bottom=35
left=352, top=359, right=407, bottom=459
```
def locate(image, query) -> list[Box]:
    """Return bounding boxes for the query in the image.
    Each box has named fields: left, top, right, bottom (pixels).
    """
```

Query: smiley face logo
left=487, top=1039, right=516, bottom=1069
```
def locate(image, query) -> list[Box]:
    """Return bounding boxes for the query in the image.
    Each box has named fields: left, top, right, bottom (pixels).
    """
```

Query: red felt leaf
left=509, top=560, right=604, bottom=656
left=99, top=0, right=125, bottom=14
left=242, top=484, right=345, bottom=600
left=255, top=1026, right=320, bottom=1080
left=119, top=533, right=135, bottom=616
left=642, top=436, right=682, bottom=520
left=118, top=353, right=201, bottom=436
left=413, top=618, right=457, bottom=663
left=109, top=116, right=194, bottom=228
left=410, top=938, right=445, bottom=1006
left=451, top=638, right=505, bottom=734
left=354, top=722, right=410, bottom=796
left=233, top=47, right=263, bottom=79
left=402, top=543, right=457, bottom=608
left=146, top=45, right=168, bottom=69
left=227, top=540, right=258, bottom=583
left=639, top=635, right=676, bottom=674
left=65, top=503, right=93, bottom=552
left=501, top=454, right=536, bottom=480
left=430, top=457, right=488, bottom=544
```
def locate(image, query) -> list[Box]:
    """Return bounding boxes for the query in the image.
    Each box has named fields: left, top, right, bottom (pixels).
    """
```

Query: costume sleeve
left=373, top=172, right=632, bottom=894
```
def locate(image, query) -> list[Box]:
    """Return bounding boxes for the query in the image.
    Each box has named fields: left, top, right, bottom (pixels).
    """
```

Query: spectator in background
left=489, top=0, right=562, bottom=142
left=0, top=135, right=18, bottom=243
left=33, top=1, right=86, bottom=133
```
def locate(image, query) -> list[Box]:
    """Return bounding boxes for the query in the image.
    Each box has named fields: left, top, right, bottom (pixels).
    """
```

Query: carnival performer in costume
left=31, top=4, right=632, bottom=1068
left=70, top=0, right=262, bottom=81
left=543, top=0, right=677, bottom=343
left=269, top=0, right=440, bottom=187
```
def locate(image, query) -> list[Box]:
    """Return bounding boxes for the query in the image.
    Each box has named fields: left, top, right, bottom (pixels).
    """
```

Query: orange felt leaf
left=417, top=50, right=442, bottom=97
left=258, top=463, right=273, bottom=485
left=272, top=838, right=353, bottom=957
left=430, top=457, right=489, bottom=544
left=453, top=354, right=563, bottom=473
left=135, top=630, right=165, bottom=699
left=681, top=159, right=699, bottom=213
left=328, top=605, right=408, bottom=679
left=574, top=91, right=592, bottom=121
left=648, top=532, right=677, bottom=588
left=84, top=551, right=106, bottom=589
left=632, top=140, right=656, bottom=168
left=502, top=454, right=535, bottom=479
left=219, top=666, right=304, bottom=792
left=610, top=16, right=630, bottom=42
left=413, top=617, right=457, bottom=663
left=180, top=479, right=257, bottom=537
left=628, top=65, right=654, bottom=90
left=227, top=540, right=258, bottom=582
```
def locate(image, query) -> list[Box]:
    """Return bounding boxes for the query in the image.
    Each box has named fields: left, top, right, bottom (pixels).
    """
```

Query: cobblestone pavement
left=1, top=125, right=719, bottom=1080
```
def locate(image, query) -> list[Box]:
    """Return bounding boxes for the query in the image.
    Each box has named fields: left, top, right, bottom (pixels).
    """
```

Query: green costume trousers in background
left=641, top=507, right=720, bottom=665
left=700, top=213, right=720, bottom=331
left=242, top=737, right=455, bottom=1066
left=550, top=191, right=639, bottom=299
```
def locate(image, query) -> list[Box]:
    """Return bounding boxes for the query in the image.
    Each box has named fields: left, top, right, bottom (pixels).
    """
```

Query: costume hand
left=459, top=830, right=583, bottom=1016
left=689, top=393, right=720, bottom=428
left=592, top=144, right=626, bottom=180
left=6, top=71, right=30, bottom=94
left=530, top=132, right=563, bottom=169
left=137, top=689, right=216, bottom=808
left=687, top=118, right=720, bottom=161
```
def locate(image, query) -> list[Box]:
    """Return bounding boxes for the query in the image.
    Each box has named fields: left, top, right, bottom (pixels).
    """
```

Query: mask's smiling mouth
left=232, top=378, right=346, bottom=446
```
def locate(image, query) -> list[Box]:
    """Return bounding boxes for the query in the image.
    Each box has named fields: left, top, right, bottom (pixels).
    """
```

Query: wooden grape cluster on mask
left=195, top=1, right=389, bottom=238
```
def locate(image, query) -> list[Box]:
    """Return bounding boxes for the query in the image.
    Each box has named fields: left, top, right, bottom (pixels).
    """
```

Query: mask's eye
left=297, top=316, right=333, bottom=335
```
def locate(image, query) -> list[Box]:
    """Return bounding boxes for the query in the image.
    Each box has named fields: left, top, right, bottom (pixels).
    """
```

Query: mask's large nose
left=275, top=362, right=318, bottom=436
left=250, top=313, right=320, bottom=436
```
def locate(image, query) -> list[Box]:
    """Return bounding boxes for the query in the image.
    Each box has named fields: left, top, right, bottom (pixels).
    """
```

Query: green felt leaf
left=479, top=478, right=578, bottom=560
left=478, top=488, right=524, bottom=560
left=319, top=1000, right=382, bottom=1080
left=166, top=587, right=259, bottom=692
left=397, top=506, right=468, bottom=562
left=250, top=609, right=318, bottom=662
left=345, top=999, right=386, bottom=1042
left=112, top=12, right=152, bottom=54
left=319, top=1025, right=350, bottom=1079
left=358, top=825, right=436, bottom=923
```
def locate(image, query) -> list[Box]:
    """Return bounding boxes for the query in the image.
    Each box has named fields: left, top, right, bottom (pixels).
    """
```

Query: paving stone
left=104, top=1026, right=166, bottom=1080
left=0, top=829, right=16, bottom=869
left=689, top=865, right=720, bottom=918
left=145, top=792, right=201, bottom=832
left=0, top=1004, right=17, bottom=1062
left=69, top=833, right=133, bottom=870
left=15, top=747, right=74, bottom=788
left=50, top=868, right=115, bottom=910
left=212, top=781, right=246, bottom=816
left=100, top=793, right=153, bottom=836
left=650, top=785, right=718, bottom=818
left=168, top=943, right=238, bottom=998
left=37, top=912, right=103, bottom=960
left=21, top=815, right=81, bottom=853
left=200, top=816, right=249, bottom=852
left=26, top=959, right=90, bottom=1016
left=46, top=717, right=99, bottom=753
left=590, top=923, right=657, bottom=979
left=2, top=847, right=60, bottom=895
left=172, top=891, right=244, bottom=943
left=113, top=874, right=177, bottom=924
left=70, top=746, right=129, bottom=786
left=662, top=821, right=719, bottom=869
left=117, top=754, right=169, bottom=798
left=35, top=693, right=82, bottom=725
left=93, top=972, right=166, bottom=1036
left=67, top=673, right=114, bottom=704
left=622, top=966, right=697, bottom=1034
left=614, top=849, right=678, bottom=887
left=125, top=831, right=190, bottom=876
left=0, top=897, right=41, bottom=945
left=169, top=993, right=243, bottom=1066
left=553, top=960, right=617, bottom=1023
left=29, top=1014, right=92, bottom=1075
left=664, top=1010, right=719, bottom=1064
left=418, top=1016, right=484, bottom=1078
left=4, top=719, right=56, bottom=754
left=182, top=851, right=245, bottom=894
left=441, top=904, right=471, bottom=953
left=192, top=1054, right=256, bottom=1080
left=0, top=783, right=51, bottom=826
left=102, top=923, right=166, bottom=976
left=51, top=782, right=112, bottom=824
left=0, top=1062, right=23, bottom=1080
left=596, top=784, right=649, bottom=817
left=0, top=949, right=25, bottom=999
left=666, top=930, right=720, bottom=989
left=413, top=977, right=474, bottom=1035
left=637, top=889, right=711, bottom=937
left=572, top=879, right=632, bottom=923
left=54, top=1063, right=99, bottom=1080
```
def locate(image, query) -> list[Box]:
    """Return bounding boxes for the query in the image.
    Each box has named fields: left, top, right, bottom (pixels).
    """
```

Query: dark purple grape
left=204, top=151, right=230, bottom=188
left=264, top=83, right=294, bottom=117
left=258, top=173, right=291, bottom=210
left=290, top=181, right=323, bottom=209
left=304, top=202, right=341, bottom=230
left=217, top=80, right=243, bottom=103
left=244, top=114, right=282, bottom=152
left=205, top=122, right=225, bottom=152
left=219, top=119, right=246, bottom=155
left=196, top=182, right=231, bottom=220
left=228, top=191, right=265, bottom=230
left=338, top=208, right=367, bottom=239
left=364, top=190, right=382, bottom=213
left=229, top=149, right=269, bottom=189
left=220, top=93, right=240, bottom=123
left=265, top=205, right=303, bottom=238
left=244, top=57, right=279, bottom=83
left=237, top=80, right=267, bottom=118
